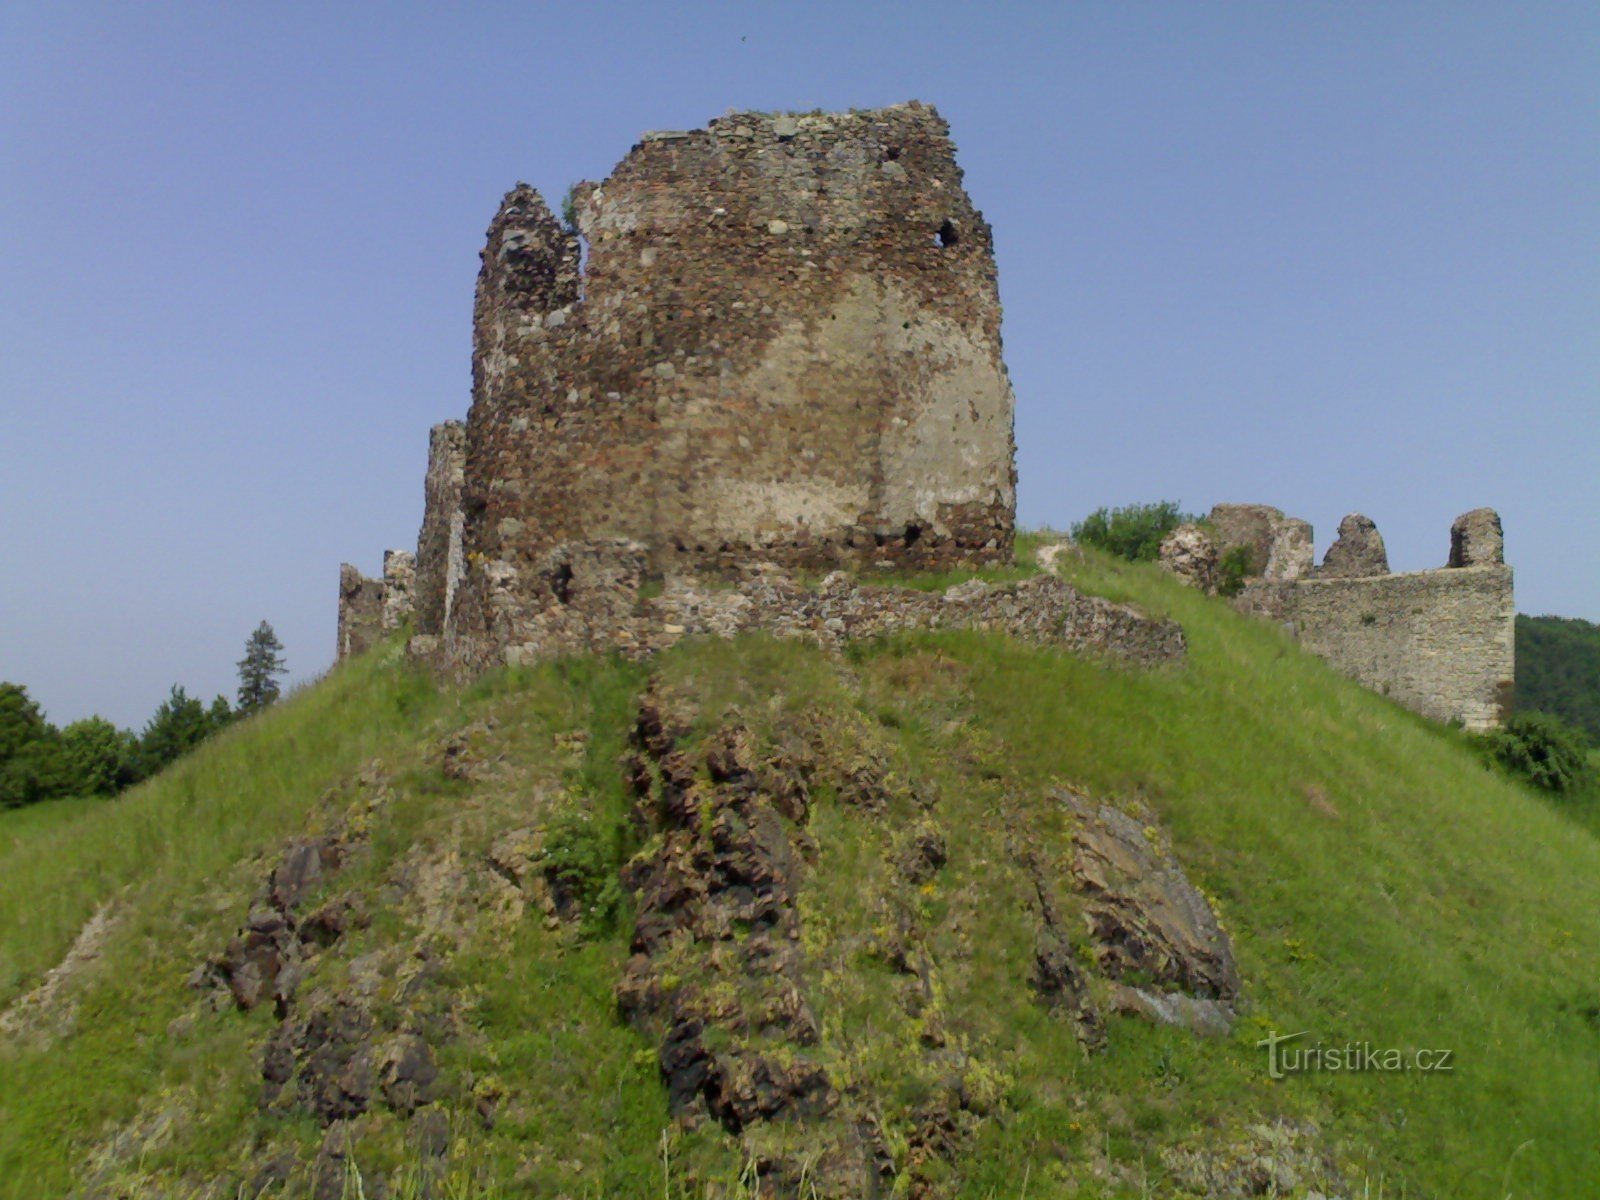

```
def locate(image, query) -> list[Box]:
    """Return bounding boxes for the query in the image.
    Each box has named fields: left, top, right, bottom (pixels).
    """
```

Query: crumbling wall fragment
left=336, top=566, right=384, bottom=662
left=415, top=421, right=467, bottom=635
left=1449, top=507, right=1504, bottom=568
left=1318, top=513, right=1389, bottom=578
left=1263, top=517, right=1314, bottom=582
left=1206, top=504, right=1286, bottom=577
left=1159, top=524, right=1219, bottom=591
left=380, top=551, right=415, bottom=632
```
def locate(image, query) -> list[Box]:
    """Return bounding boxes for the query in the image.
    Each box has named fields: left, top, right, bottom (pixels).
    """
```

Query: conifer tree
left=236, top=621, right=287, bottom=714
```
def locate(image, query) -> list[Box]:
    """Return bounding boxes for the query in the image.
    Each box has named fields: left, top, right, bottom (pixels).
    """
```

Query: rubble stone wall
left=410, top=539, right=1184, bottom=673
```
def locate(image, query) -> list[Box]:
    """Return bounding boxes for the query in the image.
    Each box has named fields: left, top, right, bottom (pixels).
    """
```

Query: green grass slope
left=3, top=554, right=1598, bottom=1199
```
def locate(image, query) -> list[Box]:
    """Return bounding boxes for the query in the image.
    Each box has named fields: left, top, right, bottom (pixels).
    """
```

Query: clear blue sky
left=2, top=2, right=1595, bottom=729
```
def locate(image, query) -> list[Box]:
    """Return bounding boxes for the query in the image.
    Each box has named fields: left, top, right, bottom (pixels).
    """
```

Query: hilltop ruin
left=338, top=103, right=1182, bottom=672
left=334, top=101, right=1511, bottom=730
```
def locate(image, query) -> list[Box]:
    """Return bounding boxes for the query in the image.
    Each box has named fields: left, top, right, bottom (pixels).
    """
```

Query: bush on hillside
left=1215, top=544, right=1254, bottom=598
left=1481, top=712, right=1593, bottom=795
left=1070, top=501, right=1194, bottom=563
left=543, top=809, right=624, bottom=933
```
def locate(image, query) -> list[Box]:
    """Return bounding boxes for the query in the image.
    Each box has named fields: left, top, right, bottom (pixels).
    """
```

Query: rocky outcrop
left=1318, top=513, right=1388, bottom=578
left=1058, top=789, right=1240, bottom=1035
left=616, top=687, right=883, bottom=1193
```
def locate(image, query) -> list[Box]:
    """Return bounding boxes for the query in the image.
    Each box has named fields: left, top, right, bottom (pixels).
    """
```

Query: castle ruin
left=334, top=101, right=1511, bottom=730
left=337, top=104, right=1182, bottom=672
left=1161, top=505, right=1514, bottom=731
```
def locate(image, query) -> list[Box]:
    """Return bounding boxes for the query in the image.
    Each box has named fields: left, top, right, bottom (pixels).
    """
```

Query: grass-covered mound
left=3, top=551, right=1598, bottom=1198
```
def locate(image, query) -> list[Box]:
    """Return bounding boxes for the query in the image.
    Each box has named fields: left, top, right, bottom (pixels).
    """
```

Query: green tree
left=236, top=621, right=287, bottom=714
left=207, top=695, right=234, bottom=734
left=60, top=717, right=140, bottom=796
left=1515, top=615, right=1600, bottom=746
left=1070, top=501, right=1194, bottom=563
left=139, top=685, right=211, bottom=776
left=0, top=682, right=72, bottom=808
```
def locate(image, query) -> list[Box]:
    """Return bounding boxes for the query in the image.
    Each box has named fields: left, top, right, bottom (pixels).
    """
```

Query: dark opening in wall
left=904, top=523, right=923, bottom=548
left=551, top=561, right=575, bottom=605
left=937, top=219, right=959, bottom=248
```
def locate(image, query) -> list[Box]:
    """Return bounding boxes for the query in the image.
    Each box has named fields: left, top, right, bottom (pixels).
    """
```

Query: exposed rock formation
left=1058, top=789, right=1240, bottom=1036
left=1318, top=513, right=1389, bottom=578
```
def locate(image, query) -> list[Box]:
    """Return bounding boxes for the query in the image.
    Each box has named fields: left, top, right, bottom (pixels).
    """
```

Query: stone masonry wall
left=414, top=421, right=466, bottom=636
left=408, top=539, right=1184, bottom=672
left=380, top=550, right=416, bottom=633
left=450, top=103, right=1017, bottom=661
left=1237, top=566, right=1513, bottom=731
left=1214, top=508, right=1514, bottom=731
left=336, top=565, right=384, bottom=662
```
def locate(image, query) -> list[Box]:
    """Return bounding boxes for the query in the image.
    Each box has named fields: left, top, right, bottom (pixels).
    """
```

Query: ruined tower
left=443, top=103, right=1017, bottom=661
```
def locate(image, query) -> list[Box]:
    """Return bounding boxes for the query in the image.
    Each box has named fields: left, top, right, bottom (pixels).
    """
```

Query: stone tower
left=445, top=103, right=1018, bottom=660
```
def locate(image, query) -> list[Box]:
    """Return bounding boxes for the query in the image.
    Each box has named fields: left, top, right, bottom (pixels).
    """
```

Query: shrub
left=543, top=809, right=624, bottom=933
left=1481, top=712, right=1593, bottom=795
left=1070, top=502, right=1193, bottom=563
left=1215, top=545, right=1254, bottom=598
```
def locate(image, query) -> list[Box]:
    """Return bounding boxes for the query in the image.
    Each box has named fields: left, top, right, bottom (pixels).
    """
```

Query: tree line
left=0, top=621, right=286, bottom=809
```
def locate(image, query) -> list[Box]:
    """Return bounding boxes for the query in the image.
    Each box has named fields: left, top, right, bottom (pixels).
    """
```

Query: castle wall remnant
left=1173, top=506, right=1514, bottom=731
left=335, top=552, right=416, bottom=662
left=380, top=551, right=416, bottom=633
left=336, top=565, right=384, bottom=661
left=414, top=421, right=466, bottom=636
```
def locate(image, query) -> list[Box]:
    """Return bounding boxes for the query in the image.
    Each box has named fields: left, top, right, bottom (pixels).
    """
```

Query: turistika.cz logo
left=1255, top=1030, right=1455, bottom=1079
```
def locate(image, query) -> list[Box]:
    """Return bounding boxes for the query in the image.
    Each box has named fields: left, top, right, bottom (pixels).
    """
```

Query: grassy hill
left=3, top=550, right=1599, bottom=1198
left=1516, top=614, right=1600, bottom=745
